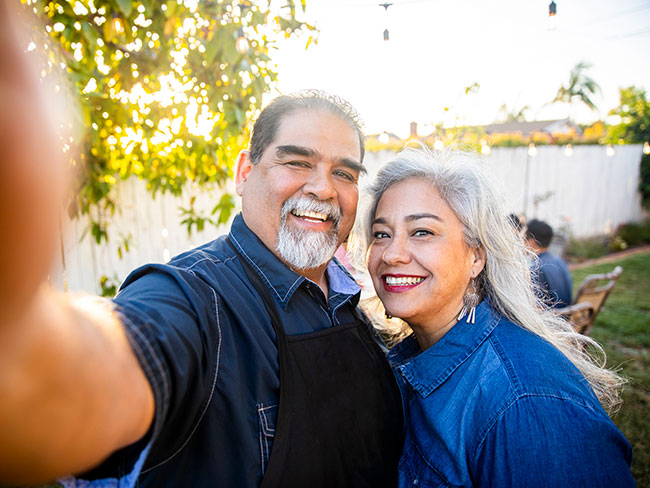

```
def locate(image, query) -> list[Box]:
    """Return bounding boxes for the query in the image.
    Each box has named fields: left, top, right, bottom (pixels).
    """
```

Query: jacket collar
left=388, top=300, right=500, bottom=398
left=228, top=213, right=359, bottom=310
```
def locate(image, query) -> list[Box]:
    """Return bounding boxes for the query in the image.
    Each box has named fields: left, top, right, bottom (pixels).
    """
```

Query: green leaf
left=114, top=0, right=133, bottom=17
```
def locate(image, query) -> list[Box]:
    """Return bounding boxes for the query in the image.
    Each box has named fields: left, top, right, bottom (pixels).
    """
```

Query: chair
left=557, top=266, right=623, bottom=335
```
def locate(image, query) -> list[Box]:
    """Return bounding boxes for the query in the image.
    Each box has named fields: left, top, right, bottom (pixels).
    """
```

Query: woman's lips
left=381, top=274, right=425, bottom=293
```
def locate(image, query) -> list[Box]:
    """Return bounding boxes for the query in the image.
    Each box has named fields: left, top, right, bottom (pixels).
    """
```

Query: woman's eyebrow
left=406, top=213, right=441, bottom=222
left=372, top=213, right=441, bottom=226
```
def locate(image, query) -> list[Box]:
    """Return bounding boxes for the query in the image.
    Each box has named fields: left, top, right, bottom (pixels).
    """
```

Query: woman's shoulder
left=482, top=314, right=600, bottom=407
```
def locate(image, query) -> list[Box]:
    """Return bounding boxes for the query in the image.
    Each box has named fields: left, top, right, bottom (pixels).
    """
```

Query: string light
left=549, top=1, right=557, bottom=16
left=235, top=28, right=248, bottom=54
left=606, top=144, right=615, bottom=157
left=528, top=143, right=537, bottom=157
left=380, top=3, right=392, bottom=41
left=643, top=142, right=650, bottom=155
left=564, top=143, right=573, bottom=157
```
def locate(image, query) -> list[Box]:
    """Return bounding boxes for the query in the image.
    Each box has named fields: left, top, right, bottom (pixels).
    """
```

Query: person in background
left=0, top=5, right=403, bottom=486
left=361, top=147, right=634, bottom=487
left=525, top=218, right=573, bottom=308
left=508, top=212, right=525, bottom=236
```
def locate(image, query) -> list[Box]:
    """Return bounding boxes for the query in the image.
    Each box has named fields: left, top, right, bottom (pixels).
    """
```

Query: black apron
left=228, top=240, right=404, bottom=487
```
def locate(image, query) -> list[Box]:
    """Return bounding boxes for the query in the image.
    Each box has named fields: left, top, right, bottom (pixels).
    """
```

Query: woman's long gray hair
left=355, top=147, right=624, bottom=413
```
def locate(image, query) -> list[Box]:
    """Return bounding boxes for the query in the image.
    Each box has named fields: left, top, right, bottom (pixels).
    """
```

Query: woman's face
left=368, top=178, right=485, bottom=336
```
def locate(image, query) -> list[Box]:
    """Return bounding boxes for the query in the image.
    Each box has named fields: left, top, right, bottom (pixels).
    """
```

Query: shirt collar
left=228, top=213, right=360, bottom=310
left=387, top=300, right=500, bottom=398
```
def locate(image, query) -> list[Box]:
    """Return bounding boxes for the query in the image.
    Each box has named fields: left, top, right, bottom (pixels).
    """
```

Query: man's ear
left=235, top=150, right=253, bottom=196
left=470, top=246, right=487, bottom=278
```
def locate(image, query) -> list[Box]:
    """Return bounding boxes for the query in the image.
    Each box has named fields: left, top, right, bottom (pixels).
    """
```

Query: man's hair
left=525, top=219, right=553, bottom=248
left=249, top=90, right=365, bottom=164
left=508, top=213, right=523, bottom=232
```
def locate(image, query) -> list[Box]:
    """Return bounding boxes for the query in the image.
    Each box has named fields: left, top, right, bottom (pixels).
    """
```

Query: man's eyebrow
left=275, top=145, right=318, bottom=158
left=339, top=157, right=366, bottom=175
left=275, top=145, right=366, bottom=175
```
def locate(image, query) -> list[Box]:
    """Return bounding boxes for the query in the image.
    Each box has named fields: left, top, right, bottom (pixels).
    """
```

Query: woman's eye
left=413, top=229, right=434, bottom=237
left=372, top=231, right=389, bottom=239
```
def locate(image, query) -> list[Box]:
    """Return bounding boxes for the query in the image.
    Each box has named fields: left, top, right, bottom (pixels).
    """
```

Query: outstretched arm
left=0, top=6, right=153, bottom=484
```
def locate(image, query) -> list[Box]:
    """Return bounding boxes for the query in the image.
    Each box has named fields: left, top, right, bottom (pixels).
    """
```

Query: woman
left=361, top=148, right=634, bottom=487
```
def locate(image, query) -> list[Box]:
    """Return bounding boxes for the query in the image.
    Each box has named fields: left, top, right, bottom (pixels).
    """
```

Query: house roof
left=480, top=119, right=581, bottom=136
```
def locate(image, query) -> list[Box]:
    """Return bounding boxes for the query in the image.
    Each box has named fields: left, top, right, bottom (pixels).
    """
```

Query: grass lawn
left=571, top=250, right=650, bottom=485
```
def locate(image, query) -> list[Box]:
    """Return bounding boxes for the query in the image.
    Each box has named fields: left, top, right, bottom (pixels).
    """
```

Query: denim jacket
left=387, top=300, right=634, bottom=487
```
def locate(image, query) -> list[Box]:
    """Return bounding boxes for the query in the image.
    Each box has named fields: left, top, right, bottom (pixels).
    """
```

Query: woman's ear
left=470, top=246, right=487, bottom=278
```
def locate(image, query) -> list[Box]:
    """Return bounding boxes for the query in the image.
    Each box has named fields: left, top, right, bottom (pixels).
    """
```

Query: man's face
left=236, top=109, right=362, bottom=275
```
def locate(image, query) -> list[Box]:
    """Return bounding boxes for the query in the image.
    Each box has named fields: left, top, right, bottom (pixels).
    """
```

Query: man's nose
left=302, top=167, right=336, bottom=201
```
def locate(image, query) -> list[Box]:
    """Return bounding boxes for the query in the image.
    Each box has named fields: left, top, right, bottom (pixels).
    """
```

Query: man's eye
left=333, top=170, right=356, bottom=182
left=286, top=161, right=310, bottom=168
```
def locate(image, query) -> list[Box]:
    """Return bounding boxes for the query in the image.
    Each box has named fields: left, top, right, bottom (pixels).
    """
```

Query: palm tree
left=496, top=103, right=530, bottom=122
left=551, top=61, right=601, bottom=116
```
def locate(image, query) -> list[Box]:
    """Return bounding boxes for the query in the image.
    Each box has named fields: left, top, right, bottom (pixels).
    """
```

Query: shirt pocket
left=257, top=403, right=278, bottom=475
left=399, top=440, right=453, bottom=487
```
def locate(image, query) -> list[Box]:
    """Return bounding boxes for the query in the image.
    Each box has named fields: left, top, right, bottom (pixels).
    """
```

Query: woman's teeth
left=384, top=276, right=424, bottom=286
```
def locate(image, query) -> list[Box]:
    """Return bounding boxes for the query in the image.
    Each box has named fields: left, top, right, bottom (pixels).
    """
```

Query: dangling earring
left=457, top=278, right=480, bottom=324
left=385, top=310, right=393, bottom=319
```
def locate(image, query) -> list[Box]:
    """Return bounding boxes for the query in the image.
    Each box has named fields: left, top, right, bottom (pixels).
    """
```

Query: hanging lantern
left=380, top=3, right=392, bottom=41
left=549, top=1, right=557, bottom=16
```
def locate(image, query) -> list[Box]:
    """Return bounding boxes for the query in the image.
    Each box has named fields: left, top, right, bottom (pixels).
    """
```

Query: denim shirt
left=387, top=300, right=634, bottom=487
left=60, top=213, right=362, bottom=488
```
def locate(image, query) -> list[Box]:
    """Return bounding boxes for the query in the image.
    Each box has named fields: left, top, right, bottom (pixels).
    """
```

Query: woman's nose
left=382, top=236, right=411, bottom=265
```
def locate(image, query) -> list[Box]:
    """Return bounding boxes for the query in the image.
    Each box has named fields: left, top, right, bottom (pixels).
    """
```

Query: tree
left=496, top=103, right=530, bottom=122
left=551, top=61, right=601, bottom=115
left=607, top=86, right=650, bottom=144
left=21, top=0, right=314, bottom=241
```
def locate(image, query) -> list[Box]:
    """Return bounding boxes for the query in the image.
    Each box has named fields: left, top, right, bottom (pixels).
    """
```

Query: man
left=0, top=8, right=403, bottom=486
left=525, top=219, right=573, bottom=309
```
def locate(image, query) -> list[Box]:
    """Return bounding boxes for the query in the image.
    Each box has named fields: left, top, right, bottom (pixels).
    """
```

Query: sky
left=266, top=0, right=650, bottom=138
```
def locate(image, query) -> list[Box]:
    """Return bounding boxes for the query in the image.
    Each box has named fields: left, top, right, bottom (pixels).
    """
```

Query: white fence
left=52, top=144, right=647, bottom=294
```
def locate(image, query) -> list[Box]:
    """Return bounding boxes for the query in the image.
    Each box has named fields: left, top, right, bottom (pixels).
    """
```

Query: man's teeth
left=293, top=210, right=328, bottom=222
left=385, top=276, right=424, bottom=286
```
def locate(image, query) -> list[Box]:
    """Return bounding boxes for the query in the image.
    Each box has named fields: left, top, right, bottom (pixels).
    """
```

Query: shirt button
left=413, top=478, right=419, bottom=485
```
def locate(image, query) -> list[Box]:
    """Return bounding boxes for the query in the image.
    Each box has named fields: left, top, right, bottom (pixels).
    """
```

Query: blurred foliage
left=22, top=0, right=314, bottom=242
left=564, top=219, right=650, bottom=263
left=606, top=86, right=650, bottom=145
left=550, top=61, right=600, bottom=113
left=640, top=154, right=650, bottom=209
left=99, top=273, right=118, bottom=297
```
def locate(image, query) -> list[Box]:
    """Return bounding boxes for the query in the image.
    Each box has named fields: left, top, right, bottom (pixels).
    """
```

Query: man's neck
left=296, top=265, right=329, bottom=300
